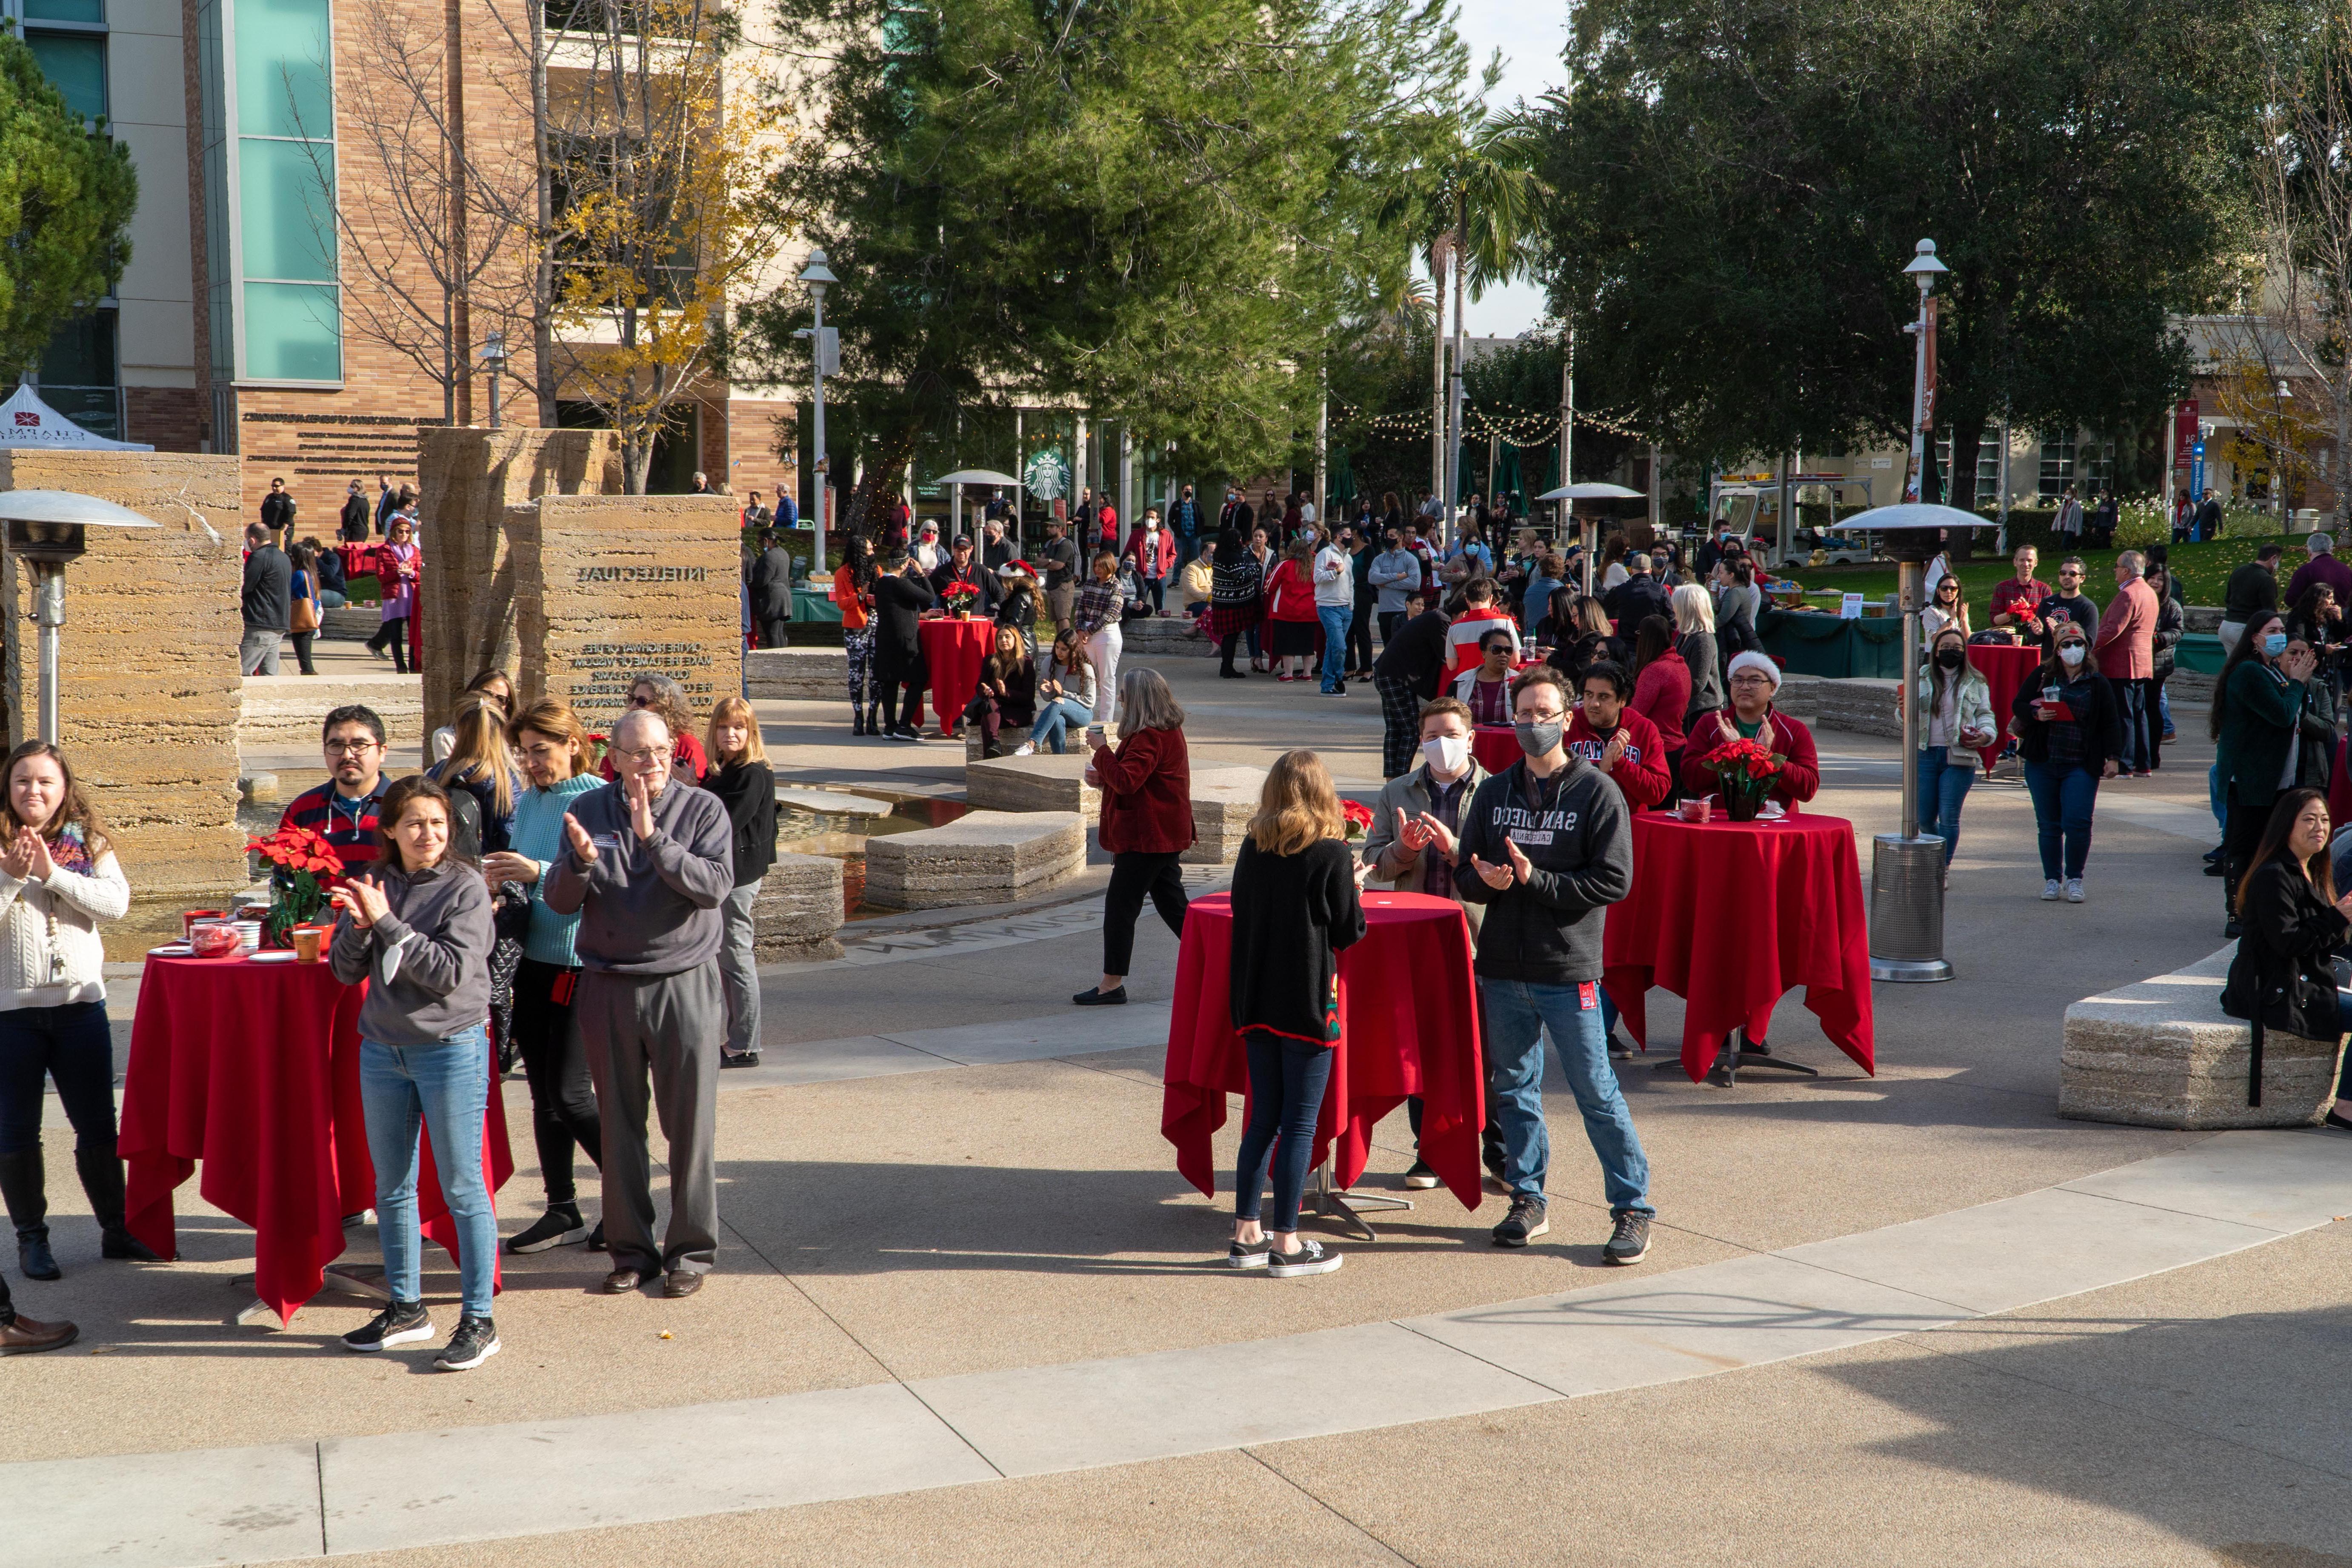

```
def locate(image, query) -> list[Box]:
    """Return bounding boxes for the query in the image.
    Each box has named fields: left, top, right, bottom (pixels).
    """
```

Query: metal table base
left=1651, top=1027, right=1820, bottom=1088
left=1300, top=1160, right=1411, bottom=1241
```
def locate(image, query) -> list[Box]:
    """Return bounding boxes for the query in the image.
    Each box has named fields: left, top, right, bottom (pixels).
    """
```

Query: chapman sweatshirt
left=542, top=777, right=734, bottom=974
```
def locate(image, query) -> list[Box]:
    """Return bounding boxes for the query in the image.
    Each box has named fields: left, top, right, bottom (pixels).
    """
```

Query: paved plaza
left=10, top=652, right=2352, bottom=1568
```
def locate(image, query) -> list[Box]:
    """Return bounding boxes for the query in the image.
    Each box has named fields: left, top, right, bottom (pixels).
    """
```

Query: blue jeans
left=1915, top=746, right=1975, bottom=866
left=1480, top=978, right=1652, bottom=1215
left=2158, top=681, right=2175, bottom=739
left=1028, top=696, right=1095, bottom=753
left=2022, top=759, right=2100, bottom=880
left=1234, top=1032, right=1335, bottom=1231
left=1317, top=604, right=1353, bottom=691
left=318, top=588, right=347, bottom=609
left=2209, top=761, right=2227, bottom=837
left=360, top=1028, right=496, bottom=1317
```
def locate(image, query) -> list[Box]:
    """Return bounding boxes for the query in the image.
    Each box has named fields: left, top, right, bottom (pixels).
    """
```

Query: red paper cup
left=1678, top=798, right=1712, bottom=824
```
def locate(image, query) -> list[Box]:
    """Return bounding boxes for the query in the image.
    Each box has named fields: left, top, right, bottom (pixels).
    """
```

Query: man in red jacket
left=2094, top=549, right=2158, bottom=776
left=1679, top=651, right=1821, bottom=810
left=1566, top=661, right=1671, bottom=811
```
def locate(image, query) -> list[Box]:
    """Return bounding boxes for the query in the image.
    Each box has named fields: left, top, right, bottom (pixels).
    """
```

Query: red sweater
left=1630, top=648, right=1691, bottom=750
left=1092, top=725, right=1196, bottom=854
left=1678, top=707, right=1822, bottom=810
left=1265, top=559, right=1318, bottom=621
left=1566, top=705, right=1672, bottom=811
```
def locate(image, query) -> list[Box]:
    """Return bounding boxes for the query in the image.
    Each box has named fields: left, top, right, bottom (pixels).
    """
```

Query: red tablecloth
left=1966, top=643, right=2041, bottom=768
left=1472, top=725, right=1520, bottom=774
left=119, top=953, right=512, bottom=1325
left=920, top=617, right=998, bottom=734
left=335, top=543, right=377, bottom=583
left=1603, top=811, right=1875, bottom=1083
left=1162, top=891, right=1486, bottom=1211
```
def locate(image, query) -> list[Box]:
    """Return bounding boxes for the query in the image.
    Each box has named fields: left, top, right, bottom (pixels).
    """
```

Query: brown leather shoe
left=660, top=1269, right=703, bottom=1299
left=0, top=1314, right=78, bottom=1354
left=601, top=1267, right=648, bottom=1294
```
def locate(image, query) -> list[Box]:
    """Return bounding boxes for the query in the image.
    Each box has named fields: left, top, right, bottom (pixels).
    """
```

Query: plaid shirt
left=1073, top=577, right=1127, bottom=634
left=278, top=778, right=389, bottom=871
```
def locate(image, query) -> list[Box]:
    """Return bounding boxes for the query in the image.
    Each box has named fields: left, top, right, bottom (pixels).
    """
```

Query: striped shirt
left=277, top=778, right=389, bottom=872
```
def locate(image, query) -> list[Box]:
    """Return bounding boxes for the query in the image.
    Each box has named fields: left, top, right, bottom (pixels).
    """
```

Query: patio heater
left=0, top=491, right=161, bottom=743
left=1826, top=502, right=1997, bottom=984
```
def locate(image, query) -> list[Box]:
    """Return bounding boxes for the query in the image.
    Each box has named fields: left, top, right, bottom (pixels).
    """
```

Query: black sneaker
left=1491, top=1194, right=1549, bottom=1248
left=1400, top=1159, right=1440, bottom=1190
left=342, top=1300, right=433, bottom=1353
left=1267, top=1237, right=1342, bottom=1277
left=586, top=1220, right=606, bottom=1252
left=507, top=1207, right=587, bottom=1254
left=1607, top=1031, right=1636, bottom=1061
left=1604, top=1211, right=1653, bottom=1265
left=720, top=1051, right=761, bottom=1069
left=1072, top=985, right=1127, bottom=1006
left=1226, top=1238, right=1271, bottom=1270
left=435, top=1315, right=500, bottom=1371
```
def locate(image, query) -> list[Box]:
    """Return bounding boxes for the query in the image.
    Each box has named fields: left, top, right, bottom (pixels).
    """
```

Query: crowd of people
left=240, top=474, right=423, bottom=678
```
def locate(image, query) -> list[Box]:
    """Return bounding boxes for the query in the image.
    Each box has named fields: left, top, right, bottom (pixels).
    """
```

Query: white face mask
left=2058, top=644, right=2086, bottom=667
left=1146, top=521, right=1159, bottom=531
left=1423, top=734, right=1470, bottom=774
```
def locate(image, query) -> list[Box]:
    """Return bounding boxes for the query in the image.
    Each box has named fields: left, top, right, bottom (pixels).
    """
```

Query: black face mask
left=1934, top=648, right=1964, bottom=669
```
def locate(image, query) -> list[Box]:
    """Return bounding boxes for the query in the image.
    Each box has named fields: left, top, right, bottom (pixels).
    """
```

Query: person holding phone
left=2010, top=622, right=2125, bottom=904
left=1899, top=626, right=1998, bottom=885
left=2213, top=610, right=2318, bottom=936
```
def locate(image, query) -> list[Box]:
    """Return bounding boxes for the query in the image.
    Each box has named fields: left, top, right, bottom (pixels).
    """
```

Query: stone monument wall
left=519, top=495, right=744, bottom=733
left=415, top=428, right=621, bottom=724
left=0, top=451, right=246, bottom=903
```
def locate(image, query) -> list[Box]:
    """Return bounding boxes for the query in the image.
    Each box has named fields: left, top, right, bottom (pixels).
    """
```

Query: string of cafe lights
left=1332, top=403, right=1657, bottom=448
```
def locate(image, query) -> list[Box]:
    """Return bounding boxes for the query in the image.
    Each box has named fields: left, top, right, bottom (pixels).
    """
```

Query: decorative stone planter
left=863, top=810, right=1086, bottom=910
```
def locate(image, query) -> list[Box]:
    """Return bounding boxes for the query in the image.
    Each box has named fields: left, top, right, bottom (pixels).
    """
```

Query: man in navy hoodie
left=1455, top=664, right=1656, bottom=1264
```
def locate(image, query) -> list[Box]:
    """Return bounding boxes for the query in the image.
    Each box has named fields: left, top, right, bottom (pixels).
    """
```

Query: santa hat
left=997, top=559, right=1034, bottom=580
left=1726, top=651, right=1781, bottom=691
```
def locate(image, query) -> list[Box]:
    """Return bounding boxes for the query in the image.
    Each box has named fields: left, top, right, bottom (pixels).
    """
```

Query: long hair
left=1672, top=582, right=1716, bottom=635
left=1247, top=749, right=1345, bottom=856
left=1117, top=667, right=1185, bottom=731
left=843, top=534, right=877, bottom=593
left=1051, top=627, right=1090, bottom=678
left=508, top=698, right=592, bottom=779
left=440, top=694, right=517, bottom=818
left=1570, top=595, right=1612, bottom=637
left=629, top=673, right=696, bottom=741
left=2210, top=610, right=2283, bottom=740
left=1632, top=614, right=1675, bottom=672
left=375, top=775, right=464, bottom=873
left=1927, top=626, right=1969, bottom=710
left=462, top=668, right=512, bottom=706
left=2241, top=785, right=2335, bottom=911
left=705, top=694, right=768, bottom=765
left=0, top=742, right=108, bottom=854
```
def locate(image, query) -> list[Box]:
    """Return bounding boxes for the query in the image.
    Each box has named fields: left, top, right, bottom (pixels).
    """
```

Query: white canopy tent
left=0, top=385, right=151, bottom=451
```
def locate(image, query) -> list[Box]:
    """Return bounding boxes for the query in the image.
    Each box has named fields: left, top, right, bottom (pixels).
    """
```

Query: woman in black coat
left=2009, top=621, right=2125, bottom=901
left=1224, top=749, right=1367, bottom=1277
left=2221, top=786, right=2352, bottom=1129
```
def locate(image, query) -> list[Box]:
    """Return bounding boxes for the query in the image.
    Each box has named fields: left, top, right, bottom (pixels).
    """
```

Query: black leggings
left=514, top=959, right=601, bottom=1205
left=2224, top=786, right=2278, bottom=916
left=369, top=617, right=411, bottom=672
left=291, top=631, right=317, bottom=675
left=1103, top=851, right=1188, bottom=975
left=875, top=650, right=927, bottom=731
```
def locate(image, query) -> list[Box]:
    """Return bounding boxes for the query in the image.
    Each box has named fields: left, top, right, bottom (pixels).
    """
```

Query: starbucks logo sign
left=1023, top=451, right=1070, bottom=501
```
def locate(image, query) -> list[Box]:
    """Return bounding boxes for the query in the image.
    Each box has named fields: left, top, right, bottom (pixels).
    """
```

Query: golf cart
left=1708, top=474, right=1877, bottom=566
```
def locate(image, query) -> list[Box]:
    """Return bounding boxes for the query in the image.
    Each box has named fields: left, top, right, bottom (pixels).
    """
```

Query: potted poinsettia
left=939, top=581, right=980, bottom=618
left=1702, top=738, right=1783, bottom=822
left=1341, top=799, right=1375, bottom=841
left=243, top=825, right=346, bottom=947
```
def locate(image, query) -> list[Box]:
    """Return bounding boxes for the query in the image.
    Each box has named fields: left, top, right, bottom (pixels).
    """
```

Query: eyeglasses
left=628, top=694, right=657, bottom=708
left=1729, top=673, right=1775, bottom=688
left=1518, top=708, right=1567, bottom=724
left=325, top=738, right=380, bottom=756
left=611, top=745, right=666, bottom=763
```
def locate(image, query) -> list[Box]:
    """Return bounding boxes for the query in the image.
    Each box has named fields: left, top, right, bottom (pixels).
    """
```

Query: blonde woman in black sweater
left=1224, top=750, right=1369, bottom=1277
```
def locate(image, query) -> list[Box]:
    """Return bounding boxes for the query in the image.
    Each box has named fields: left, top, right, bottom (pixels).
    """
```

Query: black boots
left=0, top=1144, right=160, bottom=1280
left=852, top=706, right=869, bottom=736
left=79, top=1144, right=159, bottom=1262
left=864, top=704, right=883, bottom=736
left=0, top=1149, right=55, bottom=1280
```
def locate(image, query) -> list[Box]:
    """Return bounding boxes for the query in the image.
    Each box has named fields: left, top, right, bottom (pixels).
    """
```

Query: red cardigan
left=1678, top=706, right=1822, bottom=810
left=1566, top=705, right=1672, bottom=811
left=1092, top=725, right=1196, bottom=854
left=1630, top=648, right=1691, bottom=750
left=1265, top=559, right=1319, bottom=622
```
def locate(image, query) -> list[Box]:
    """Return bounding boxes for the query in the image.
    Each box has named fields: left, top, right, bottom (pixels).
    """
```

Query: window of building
left=24, top=31, right=106, bottom=121
left=2038, top=434, right=2076, bottom=501
left=1934, top=434, right=2002, bottom=507
left=37, top=310, right=120, bottom=440
left=2081, top=437, right=2118, bottom=497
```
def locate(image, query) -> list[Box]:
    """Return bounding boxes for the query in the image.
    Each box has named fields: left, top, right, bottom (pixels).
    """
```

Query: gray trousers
left=239, top=628, right=282, bottom=675
left=718, top=883, right=761, bottom=1056
left=576, top=963, right=723, bottom=1276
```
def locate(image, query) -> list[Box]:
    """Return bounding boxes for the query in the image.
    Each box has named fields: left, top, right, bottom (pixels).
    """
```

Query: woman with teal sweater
left=482, top=700, right=607, bottom=1253
left=2212, top=610, right=2319, bottom=936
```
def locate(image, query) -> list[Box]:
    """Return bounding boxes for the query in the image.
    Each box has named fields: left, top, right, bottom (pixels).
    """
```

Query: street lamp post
left=479, top=333, right=508, bottom=430
left=796, top=249, right=839, bottom=575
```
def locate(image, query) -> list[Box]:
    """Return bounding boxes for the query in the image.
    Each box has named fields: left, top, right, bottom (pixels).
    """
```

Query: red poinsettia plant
left=1341, top=799, right=1375, bottom=840
left=244, top=825, right=346, bottom=947
left=939, top=581, right=980, bottom=615
left=1702, top=738, right=1784, bottom=820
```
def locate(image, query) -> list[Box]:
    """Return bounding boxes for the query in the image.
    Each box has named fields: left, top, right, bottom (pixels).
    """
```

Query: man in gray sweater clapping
left=544, top=708, right=734, bottom=1299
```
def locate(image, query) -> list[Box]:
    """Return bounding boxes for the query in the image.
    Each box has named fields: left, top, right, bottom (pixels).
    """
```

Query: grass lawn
left=1781, top=534, right=2299, bottom=622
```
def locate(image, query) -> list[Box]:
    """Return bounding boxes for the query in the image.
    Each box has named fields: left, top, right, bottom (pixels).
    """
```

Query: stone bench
left=318, top=606, right=383, bottom=642
left=747, top=646, right=850, bottom=700
left=965, top=753, right=1101, bottom=817
left=239, top=674, right=423, bottom=751
left=754, top=852, right=846, bottom=963
left=1184, top=764, right=1266, bottom=865
left=1120, top=614, right=1216, bottom=659
left=2058, top=945, right=2344, bottom=1129
left=863, top=810, right=1086, bottom=910
left=1772, top=674, right=1897, bottom=739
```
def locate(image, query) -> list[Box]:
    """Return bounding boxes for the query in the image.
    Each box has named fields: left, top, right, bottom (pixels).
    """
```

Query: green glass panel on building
left=238, top=137, right=336, bottom=280
left=234, top=0, right=331, bottom=137
left=26, top=31, right=106, bottom=121
left=24, top=0, right=104, bottom=20
left=243, top=281, right=340, bottom=380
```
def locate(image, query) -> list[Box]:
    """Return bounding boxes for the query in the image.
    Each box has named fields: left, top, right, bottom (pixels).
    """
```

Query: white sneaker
left=2064, top=878, right=2085, bottom=903
left=2041, top=879, right=2061, bottom=901
left=1012, top=742, right=1035, bottom=757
